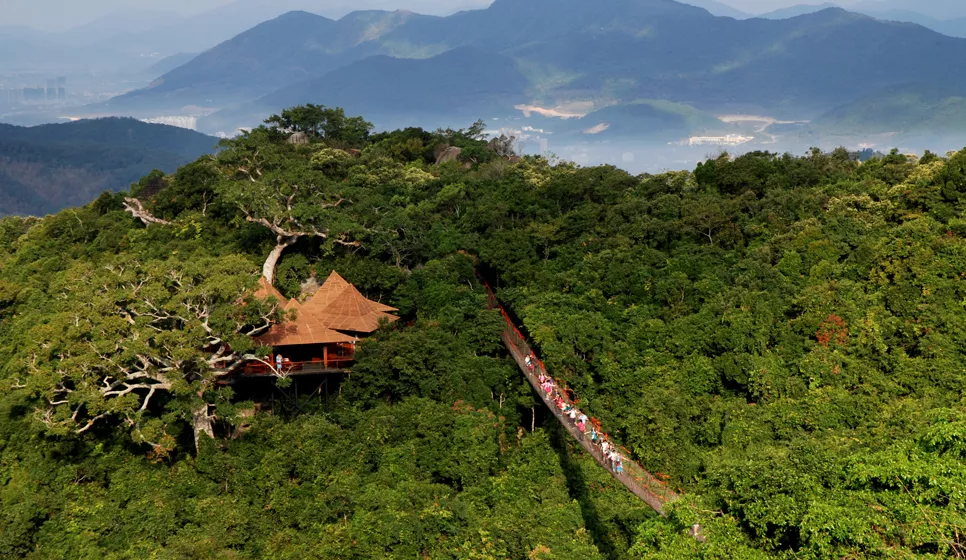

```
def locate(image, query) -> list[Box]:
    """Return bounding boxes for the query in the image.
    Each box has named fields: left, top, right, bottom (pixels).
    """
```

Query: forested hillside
left=0, top=118, right=217, bottom=217
left=0, top=106, right=963, bottom=558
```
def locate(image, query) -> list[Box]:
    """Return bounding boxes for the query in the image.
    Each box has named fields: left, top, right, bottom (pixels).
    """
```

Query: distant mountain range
left=0, top=0, right=490, bottom=73
left=204, top=47, right=530, bottom=133
left=82, top=0, right=966, bottom=141
left=679, top=0, right=749, bottom=18
left=811, top=83, right=966, bottom=135
left=850, top=0, right=966, bottom=20
left=99, top=10, right=435, bottom=114
left=758, top=2, right=966, bottom=38
left=758, top=3, right=842, bottom=20
left=0, top=118, right=217, bottom=216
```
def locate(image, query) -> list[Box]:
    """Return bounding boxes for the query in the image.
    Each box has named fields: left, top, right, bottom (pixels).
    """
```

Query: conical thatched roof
left=367, top=300, right=398, bottom=313
left=254, top=277, right=286, bottom=303
left=255, top=315, right=356, bottom=347
left=316, top=281, right=399, bottom=333
left=254, top=271, right=398, bottom=347
left=300, top=271, right=352, bottom=314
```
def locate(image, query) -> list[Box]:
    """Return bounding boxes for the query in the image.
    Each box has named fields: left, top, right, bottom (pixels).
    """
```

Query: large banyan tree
left=24, top=255, right=278, bottom=452
left=214, top=128, right=367, bottom=285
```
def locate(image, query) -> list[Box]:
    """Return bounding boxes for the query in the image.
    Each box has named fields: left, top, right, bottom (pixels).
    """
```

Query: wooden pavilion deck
left=241, top=356, right=355, bottom=377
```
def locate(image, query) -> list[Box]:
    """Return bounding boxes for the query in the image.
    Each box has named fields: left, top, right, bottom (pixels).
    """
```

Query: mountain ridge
left=101, top=1, right=966, bottom=136
left=203, top=47, right=530, bottom=132
left=0, top=118, right=216, bottom=216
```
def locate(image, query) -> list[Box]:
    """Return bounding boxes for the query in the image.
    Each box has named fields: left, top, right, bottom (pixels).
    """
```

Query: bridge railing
left=480, top=280, right=678, bottom=514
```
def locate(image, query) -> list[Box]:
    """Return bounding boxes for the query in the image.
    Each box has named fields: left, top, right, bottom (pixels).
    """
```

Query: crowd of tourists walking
left=526, top=353, right=624, bottom=475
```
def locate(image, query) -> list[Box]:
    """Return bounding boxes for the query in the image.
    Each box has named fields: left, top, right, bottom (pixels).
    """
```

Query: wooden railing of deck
left=243, top=356, right=355, bottom=376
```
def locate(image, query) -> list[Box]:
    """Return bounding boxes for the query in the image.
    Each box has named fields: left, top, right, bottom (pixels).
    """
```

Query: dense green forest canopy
left=0, top=105, right=964, bottom=558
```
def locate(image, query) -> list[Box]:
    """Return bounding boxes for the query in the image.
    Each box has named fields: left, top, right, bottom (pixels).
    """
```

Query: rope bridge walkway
left=481, top=280, right=679, bottom=516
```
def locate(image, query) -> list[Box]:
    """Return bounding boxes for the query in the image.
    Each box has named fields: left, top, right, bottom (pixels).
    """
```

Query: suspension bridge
left=481, top=280, right=681, bottom=516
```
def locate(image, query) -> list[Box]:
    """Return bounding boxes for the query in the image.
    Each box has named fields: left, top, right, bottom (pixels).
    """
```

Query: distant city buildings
left=22, top=87, right=46, bottom=103
left=0, top=76, right=67, bottom=106
left=0, top=87, right=23, bottom=105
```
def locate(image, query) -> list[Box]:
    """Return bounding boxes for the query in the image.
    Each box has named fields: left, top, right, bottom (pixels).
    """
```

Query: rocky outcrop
left=286, top=132, right=309, bottom=145
left=435, top=145, right=462, bottom=164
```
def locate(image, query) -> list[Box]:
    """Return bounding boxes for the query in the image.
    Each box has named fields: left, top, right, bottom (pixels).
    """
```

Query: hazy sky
left=1, top=0, right=849, bottom=31
left=4, top=0, right=232, bottom=29
left=1, top=0, right=492, bottom=30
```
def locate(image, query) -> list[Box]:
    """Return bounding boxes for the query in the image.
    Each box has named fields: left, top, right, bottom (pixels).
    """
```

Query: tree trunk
left=123, top=198, right=171, bottom=226
left=192, top=402, right=215, bottom=452
left=262, top=235, right=299, bottom=284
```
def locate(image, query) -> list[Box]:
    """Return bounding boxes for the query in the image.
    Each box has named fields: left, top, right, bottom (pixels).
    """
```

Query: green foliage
left=264, top=104, right=373, bottom=148
left=1, top=109, right=965, bottom=558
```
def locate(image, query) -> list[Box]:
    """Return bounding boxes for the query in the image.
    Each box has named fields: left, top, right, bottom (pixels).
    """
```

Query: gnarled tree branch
left=123, top=198, right=171, bottom=227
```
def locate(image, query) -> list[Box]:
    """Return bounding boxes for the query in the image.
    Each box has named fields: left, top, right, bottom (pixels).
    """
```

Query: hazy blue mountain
left=806, top=5, right=966, bottom=38
left=23, top=0, right=492, bottom=76
left=354, top=0, right=713, bottom=56
left=867, top=11, right=966, bottom=38
left=202, top=47, right=528, bottom=132
left=332, top=2, right=966, bottom=112
left=852, top=0, right=966, bottom=20
left=56, top=9, right=187, bottom=45
left=552, top=99, right=726, bottom=140
left=754, top=3, right=966, bottom=38
left=100, top=1, right=966, bottom=136
left=95, top=0, right=714, bottom=116
left=0, top=118, right=217, bottom=217
left=100, top=10, right=434, bottom=115
left=659, top=8, right=966, bottom=111
left=141, top=53, right=200, bottom=78
left=935, top=17, right=966, bottom=37
left=760, top=4, right=966, bottom=38
left=679, top=0, right=749, bottom=18
left=811, top=83, right=966, bottom=135
left=464, top=6, right=966, bottom=114
left=195, top=0, right=489, bottom=22
left=758, top=3, right=841, bottom=19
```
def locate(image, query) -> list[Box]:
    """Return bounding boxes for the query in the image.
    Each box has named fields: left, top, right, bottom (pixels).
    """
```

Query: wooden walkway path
left=481, top=281, right=678, bottom=516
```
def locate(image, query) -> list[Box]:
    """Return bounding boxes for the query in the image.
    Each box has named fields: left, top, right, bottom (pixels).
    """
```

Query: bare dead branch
left=123, top=198, right=172, bottom=227
left=75, top=414, right=108, bottom=434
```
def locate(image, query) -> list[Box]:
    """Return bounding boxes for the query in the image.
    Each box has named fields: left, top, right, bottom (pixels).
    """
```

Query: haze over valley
left=6, top=0, right=966, bottom=179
